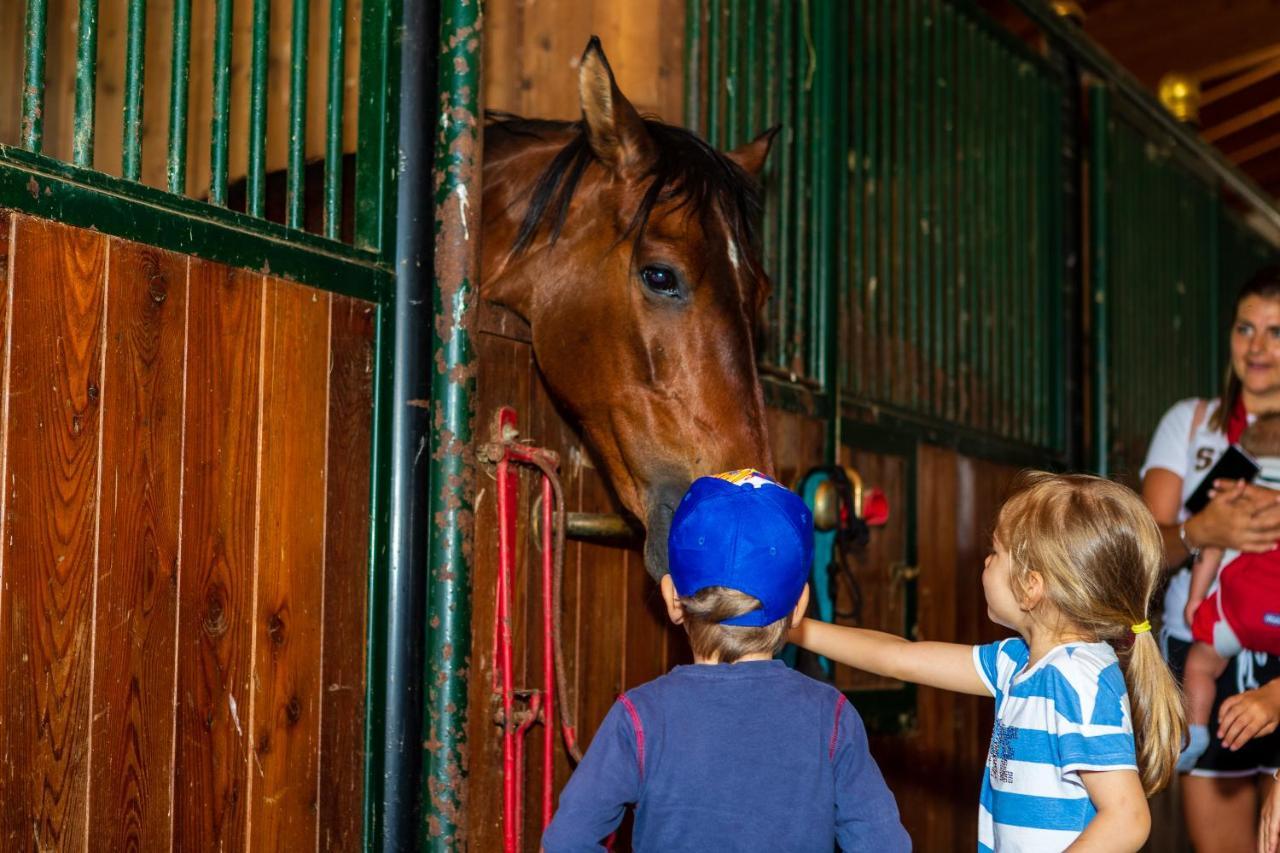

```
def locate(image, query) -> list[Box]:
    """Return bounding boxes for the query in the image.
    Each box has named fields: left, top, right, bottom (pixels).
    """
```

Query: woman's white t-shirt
left=1141, top=397, right=1251, bottom=643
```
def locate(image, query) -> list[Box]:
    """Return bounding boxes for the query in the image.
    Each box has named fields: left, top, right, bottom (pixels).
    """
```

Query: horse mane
left=485, top=111, right=763, bottom=262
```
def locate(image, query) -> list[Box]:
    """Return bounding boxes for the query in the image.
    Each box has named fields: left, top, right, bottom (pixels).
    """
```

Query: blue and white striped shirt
left=972, top=638, right=1138, bottom=852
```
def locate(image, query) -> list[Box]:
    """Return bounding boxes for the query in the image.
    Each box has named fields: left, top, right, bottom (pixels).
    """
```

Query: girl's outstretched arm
left=1064, top=770, right=1149, bottom=852
left=790, top=618, right=990, bottom=696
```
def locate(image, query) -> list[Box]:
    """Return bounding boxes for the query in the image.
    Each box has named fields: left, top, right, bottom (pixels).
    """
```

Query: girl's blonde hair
left=995, top=471, right=1185, bottom=796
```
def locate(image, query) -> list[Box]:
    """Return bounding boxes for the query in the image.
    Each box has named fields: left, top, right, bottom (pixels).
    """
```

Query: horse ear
left=578, top=36, right=656, bottom=179
left=726, top=126, right=781, bottom=178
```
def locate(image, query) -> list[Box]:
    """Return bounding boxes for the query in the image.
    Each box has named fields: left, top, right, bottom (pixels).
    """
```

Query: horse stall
left=2, top=1, right=1280, bottom=853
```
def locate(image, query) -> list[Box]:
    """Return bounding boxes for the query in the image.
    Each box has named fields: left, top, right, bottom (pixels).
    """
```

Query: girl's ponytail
left=1121, top=627, right=1185, bottom=795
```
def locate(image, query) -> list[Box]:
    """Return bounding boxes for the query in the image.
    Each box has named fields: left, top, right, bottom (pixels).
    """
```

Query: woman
left=1143, top=267, right=1280, bottom=852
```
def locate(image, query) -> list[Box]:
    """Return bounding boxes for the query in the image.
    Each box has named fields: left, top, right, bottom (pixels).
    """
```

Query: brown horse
left=481, top=38, right=778, bottom=580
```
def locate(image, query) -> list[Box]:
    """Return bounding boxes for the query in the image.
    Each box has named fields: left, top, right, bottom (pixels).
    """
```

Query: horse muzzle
left=642, top=482, right=689, bottom=581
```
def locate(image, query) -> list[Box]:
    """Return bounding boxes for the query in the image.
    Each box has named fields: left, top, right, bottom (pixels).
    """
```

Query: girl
left=791, top=472, right=1184, bottom=852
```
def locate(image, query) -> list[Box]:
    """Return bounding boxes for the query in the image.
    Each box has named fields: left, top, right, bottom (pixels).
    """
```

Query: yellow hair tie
left=1131, top=620, right=1152, bottom=636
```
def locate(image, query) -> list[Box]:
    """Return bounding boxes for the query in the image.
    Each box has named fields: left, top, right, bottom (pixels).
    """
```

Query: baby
left=1180, top=412, right=1280, bottom=770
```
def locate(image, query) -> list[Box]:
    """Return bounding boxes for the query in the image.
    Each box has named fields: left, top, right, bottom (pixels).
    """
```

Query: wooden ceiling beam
left=1202, top=55, right=1280, bottom=106
left=1203, top=97, right=1280, bottom=143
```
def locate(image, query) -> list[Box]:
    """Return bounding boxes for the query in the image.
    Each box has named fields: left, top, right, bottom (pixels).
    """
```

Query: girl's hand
left=1259, top=774, right=1280, bottom=853
left=1219, top=680, right=1280, bottom=750
left=1190, top=482, right=1280, bottom=553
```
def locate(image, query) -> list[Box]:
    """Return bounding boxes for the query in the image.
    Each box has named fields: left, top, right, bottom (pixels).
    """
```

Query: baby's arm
left=1184, top=547, right=1223, bottom=627
left=791, top=618, right=989, bottom=696
left=1064, top=770, right=1149, bottom=852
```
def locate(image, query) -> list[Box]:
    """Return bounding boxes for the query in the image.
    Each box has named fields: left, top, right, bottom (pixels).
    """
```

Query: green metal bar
left=247, top=0, right=271, bottom=216
left=809, top=0, right=826, bottom=383
left=22, top=0, right=49, bottom=153
left=1016, top=66, right=1030, bottom=444
left=1029, top=73, right=1039, bottom=445
left=794, top=0, right=811, bottom=378
left=893, top=0, right=906, bottom=407
left=726, top=0, right=740, bottom=147
left=167, top=0, right=192, bottom=194
left=878, top=0, right=891, bottom=402
left=959, top=16, right=974, bottom=425
left=708, top=0, right=721, bottom=146
left=831, top=0, right=849, bottom=437
left=924, top=1, right=939, bottom=418
left=324, top=0, right=347, bottom=239
left=864, top=0, right=879, bottom=399
left=684, top=0, right=702, bottom=130
left=1091, top=84, right=1110, bottom=476
left=938, top=0, right=954, bottom=421
left=776, top=0, right=793, bottom=369
left=849, top=0, right=864, bottom=397
left=995, top=45, right=1010, bottom=440
left=210, top=0, right=233, bottom=206
left=73, top=0, right=100, bottom=167
left=355, top=0, right=401, bottom=258
left=905, top=0, right=919, bottom=411
left=423, top=0, right=480, bottom=843
left=287, top=0, right=310, bottom=229
left=122, top=0, right=146, bottom=180
left=761, top=0, right=777, bottom=334
left=745, top=0, right=758, bottom=141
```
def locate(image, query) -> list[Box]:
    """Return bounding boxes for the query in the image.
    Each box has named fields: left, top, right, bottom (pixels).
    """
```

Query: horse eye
left=640, top=265, right=681, bottom=297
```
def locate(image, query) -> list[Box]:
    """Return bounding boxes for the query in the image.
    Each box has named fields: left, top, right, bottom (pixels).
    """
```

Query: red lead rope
left=489, top=407, right=582, bottom=852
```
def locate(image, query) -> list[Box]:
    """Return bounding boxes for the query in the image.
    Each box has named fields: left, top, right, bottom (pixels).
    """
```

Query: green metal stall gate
left=686, top=0, right=1280, bottom=482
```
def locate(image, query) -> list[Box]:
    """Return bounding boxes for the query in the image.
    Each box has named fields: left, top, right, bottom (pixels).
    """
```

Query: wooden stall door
left=0, top=211, right=373, bottom=852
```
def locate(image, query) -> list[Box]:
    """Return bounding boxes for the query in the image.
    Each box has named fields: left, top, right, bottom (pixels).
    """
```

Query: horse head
left=481, top=38, right=778, bottom=580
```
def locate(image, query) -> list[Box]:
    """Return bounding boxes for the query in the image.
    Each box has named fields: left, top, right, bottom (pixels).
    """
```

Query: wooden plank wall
left=0, top=210, right=373, bottom=852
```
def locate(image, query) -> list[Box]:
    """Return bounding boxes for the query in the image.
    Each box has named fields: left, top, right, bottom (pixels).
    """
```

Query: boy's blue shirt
left=542, top=659, right=911, bottom=852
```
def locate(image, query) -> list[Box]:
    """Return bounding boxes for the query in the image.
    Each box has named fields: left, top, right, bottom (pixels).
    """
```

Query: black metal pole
left=383, top=0, right=436, bottom=848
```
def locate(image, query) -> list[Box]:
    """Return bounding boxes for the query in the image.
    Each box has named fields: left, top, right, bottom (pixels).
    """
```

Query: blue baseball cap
left=667, top=470, right=814, bottom=627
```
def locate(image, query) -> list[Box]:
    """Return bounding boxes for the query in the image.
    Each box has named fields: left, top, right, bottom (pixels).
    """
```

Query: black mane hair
left=486, top=112, right=764, bottom=260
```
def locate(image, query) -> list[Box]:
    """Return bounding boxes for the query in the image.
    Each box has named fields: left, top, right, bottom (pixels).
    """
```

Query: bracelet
left=1180, top=522, right=1201, bottom=562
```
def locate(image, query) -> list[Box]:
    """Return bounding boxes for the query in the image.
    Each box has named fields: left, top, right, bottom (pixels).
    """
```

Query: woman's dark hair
left=1210, top=265, right=1280, bottom=432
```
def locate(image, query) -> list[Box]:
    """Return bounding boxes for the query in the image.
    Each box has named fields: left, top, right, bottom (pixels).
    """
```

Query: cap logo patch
left=711, top=468, right=776, bottom=489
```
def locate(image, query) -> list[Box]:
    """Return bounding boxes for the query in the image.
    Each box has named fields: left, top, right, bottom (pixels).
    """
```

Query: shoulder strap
left=1188, top=399, right=1208, bottom=444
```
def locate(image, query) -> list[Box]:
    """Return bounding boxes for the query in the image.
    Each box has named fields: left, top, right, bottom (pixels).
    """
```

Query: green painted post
left=22, top=0, right=49, bottom=153
left=1091, top=84, right=1110, bottom=476
left=247, top=0, right=271, bottom=217
left=684, top=0, right=702, bottom=130
left=73, top=0, right=99, bottom=167
left=210, top=0, right=234, bottom=205
left=288, top=0, right=310, bottom=229
left=423, top=0, right=481, bottom=846
left=324, top=0, right=347, bottom=239
left=122, top=0, right=146, bottom=180
left=167, top=0, right=192, bottom=194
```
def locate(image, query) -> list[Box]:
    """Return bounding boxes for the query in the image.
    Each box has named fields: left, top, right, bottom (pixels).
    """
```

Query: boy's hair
left=677, top=586, right=791, bottom=664
left=995, top=471, right=1185, bottom=796
left=1241, top=412, right=1280, bottom=458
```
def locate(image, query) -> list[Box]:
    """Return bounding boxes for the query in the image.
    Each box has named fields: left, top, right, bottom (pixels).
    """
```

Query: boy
left=1181, top=413, right=1280, bottom=770
left=542, top=469, right=911, bottom=852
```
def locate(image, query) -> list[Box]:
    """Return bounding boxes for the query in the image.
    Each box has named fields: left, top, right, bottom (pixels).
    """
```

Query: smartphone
left=1184, top=444, right=1261, bottom=515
